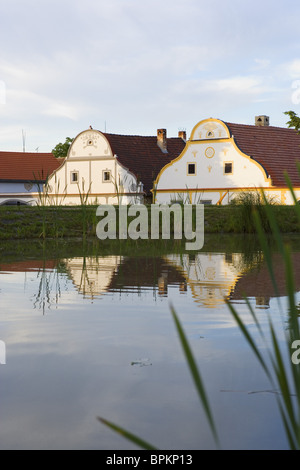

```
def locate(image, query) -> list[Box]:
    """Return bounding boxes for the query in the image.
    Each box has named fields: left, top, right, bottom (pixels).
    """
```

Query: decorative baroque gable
left=190, top=119, right=230, bottom=141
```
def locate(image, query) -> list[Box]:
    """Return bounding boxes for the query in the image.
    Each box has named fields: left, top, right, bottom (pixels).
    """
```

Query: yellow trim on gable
left=281, top=189, right=287, bottom=204
left=154, top=186, right=300, bottom=194
left=153, top=127, right=271, bottom=195
left=153, top=141, right=189, bottom=189
left=229, top=136, right=270, bottom=184
left=190, top=118, right=231, bottom=141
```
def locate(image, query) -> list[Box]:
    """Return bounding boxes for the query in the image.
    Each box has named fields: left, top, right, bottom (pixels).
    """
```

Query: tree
left=52, top=137, right=74, bottom=158
left=284, top=111, right=300, bottom=133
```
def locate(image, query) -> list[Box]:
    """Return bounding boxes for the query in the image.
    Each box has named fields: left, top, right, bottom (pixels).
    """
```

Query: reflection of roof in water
left=62, top=256, right=123, bottom=300
left=2, top=250, right=300, bottom=308
left=107, top=256, right=187, bottom=295
left=163, top=253, right=245, bottom=308
left=0, top=260, right=57, bottom=272
left=230, top=252, right=300, bottom=301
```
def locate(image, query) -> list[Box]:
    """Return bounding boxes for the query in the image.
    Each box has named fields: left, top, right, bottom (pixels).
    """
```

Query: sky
left=1, top=0, right=300, bottom=152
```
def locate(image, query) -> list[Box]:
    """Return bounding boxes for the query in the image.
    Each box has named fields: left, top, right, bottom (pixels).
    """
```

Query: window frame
left=70, top=171, right=79, bottom=184
left=187, top=162, right=196, bottom=176
left=224, top=162, right=233, bottom=175
left=102, top=170, right=112, bottom=183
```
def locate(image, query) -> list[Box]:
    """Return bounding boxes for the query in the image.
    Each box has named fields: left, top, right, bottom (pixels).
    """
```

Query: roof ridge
left=0, top=150, right=54, bottom=156
left=226, top=121, right=296, bottom=131
left=103, top=132, right=183, bottom=139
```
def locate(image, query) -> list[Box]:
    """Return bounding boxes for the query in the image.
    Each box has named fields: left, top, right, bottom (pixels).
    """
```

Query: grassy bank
left=0, top=203, right=299, bottom=241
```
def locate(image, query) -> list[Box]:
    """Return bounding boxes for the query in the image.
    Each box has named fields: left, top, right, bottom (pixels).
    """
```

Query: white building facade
left=154, top=118, right=300, bottom=205
left=45, top=129, right=144, bottom=205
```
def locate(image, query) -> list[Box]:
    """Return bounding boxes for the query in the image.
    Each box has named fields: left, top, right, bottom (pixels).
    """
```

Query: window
left=71, top=171, right=79, bottom=183
left=187, top=163, right=196, bottom=175
left=103, top=170, right=111, bottom=182
left=224, top=162, right=233, bottom=174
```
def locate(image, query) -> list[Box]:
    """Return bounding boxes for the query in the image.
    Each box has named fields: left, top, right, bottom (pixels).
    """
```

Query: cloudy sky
left=1, top=0, right=300, bottom=152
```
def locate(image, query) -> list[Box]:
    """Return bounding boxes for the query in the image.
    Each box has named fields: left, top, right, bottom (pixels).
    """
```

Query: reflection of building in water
left=64, top=254, right=235, bottom=303
left=256, top=297, right=270, bottom=309
left=158, top=271, right=168, bottom=297
left=2, top=251, right=300, bottom=309
left=229, top=252, right=300, bottom=308
left=164, top=253, right=247, bottom=308
left=107, top=257, right=187, bottom=298
left=0, top=259, right=62, bottom=314
left=0, top=260, right=57, bottom=272
left=62, top=256, right=123, bottom=299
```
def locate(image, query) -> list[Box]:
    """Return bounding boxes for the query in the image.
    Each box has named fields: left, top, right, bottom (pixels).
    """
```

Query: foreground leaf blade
left=170, top=304, right=220, bottom=447
left=98, top=417, right=157, bottom=450
left=226, top=300, right=272, bottom=381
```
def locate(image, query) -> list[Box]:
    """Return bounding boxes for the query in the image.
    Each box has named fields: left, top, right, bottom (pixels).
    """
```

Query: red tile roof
left=225, top=122, right=300, bottom=187
left=4, top=123, right=299, bottom=192
left=0, top=260, right=57, bottom=272
left=0, top=151, right=61, bottom=182
left=230, top=252, right=300, bottom=300
left=103, top=133, right=186, bottom=193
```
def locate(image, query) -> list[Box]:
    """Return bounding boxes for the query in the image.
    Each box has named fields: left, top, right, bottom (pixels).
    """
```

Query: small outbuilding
left=0, top=151, right=61, bottom=205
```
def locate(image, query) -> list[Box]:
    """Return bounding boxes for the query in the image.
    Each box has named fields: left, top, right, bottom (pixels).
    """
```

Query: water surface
left=0, top=236, right=299, bottom=450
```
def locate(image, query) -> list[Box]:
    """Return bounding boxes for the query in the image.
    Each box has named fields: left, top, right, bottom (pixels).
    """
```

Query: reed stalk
left=98, top=181, right=300, bottom=450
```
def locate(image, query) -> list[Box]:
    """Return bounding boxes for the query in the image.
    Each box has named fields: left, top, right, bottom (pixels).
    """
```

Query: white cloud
left=285, top=59, right=300, bottom=80
left=0, top=0, right=300, bottom=149
left=207, top=76, right=264, bottom=95
left=254, top=59, right=271, bottom=70
left=42, top=103, right=79, bottom=121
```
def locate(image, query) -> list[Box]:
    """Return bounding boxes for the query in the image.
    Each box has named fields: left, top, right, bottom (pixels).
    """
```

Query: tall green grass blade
left=282, top=243, right=300, bottom=446
left=284, top=172, right=300, bottom=207
left=284, top=165, right=300, bottom=227
left=226, top=300, right=272, bottom=381
left=277, top=400, right=298, bottom=450
left=252, top=208, right=281, bottom=301
left=170, top=305, right=220, bottom=447
left=260, top=191, right=285, bottom=255
left=269, top=321, right=298, bottom=438
left=97, top=417, right=157, bottom=450
left=284, top=244, right=299, bottom=341
left=244, top=296, right=267, bottom=341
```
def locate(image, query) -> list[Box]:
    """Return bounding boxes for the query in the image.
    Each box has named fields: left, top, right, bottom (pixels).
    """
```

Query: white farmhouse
left=45, top=128, right=185, bottom=205
left=154, top=116, right=300, bottom=205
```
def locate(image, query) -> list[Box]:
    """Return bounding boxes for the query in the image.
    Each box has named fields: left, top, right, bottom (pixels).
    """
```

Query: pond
left=0, top=235, right=299, bottom=450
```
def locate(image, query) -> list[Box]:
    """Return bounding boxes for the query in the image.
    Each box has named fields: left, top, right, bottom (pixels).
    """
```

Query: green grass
left=0, top=203, right=299, bottom=241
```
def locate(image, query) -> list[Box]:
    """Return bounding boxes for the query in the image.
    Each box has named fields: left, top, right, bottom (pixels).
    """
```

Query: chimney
left=255, top=115, right=270, bottom=127
left=157, top=128, right=167, bottom=153
left=178, top=130, right=186, bottom=141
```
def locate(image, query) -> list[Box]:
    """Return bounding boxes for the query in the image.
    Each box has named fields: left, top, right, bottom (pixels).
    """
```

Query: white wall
left=0, top=182, right=41, bottom=205
left=155, top=119, right=273, bottom=205
left=46, top=129, right=143, bottom=205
